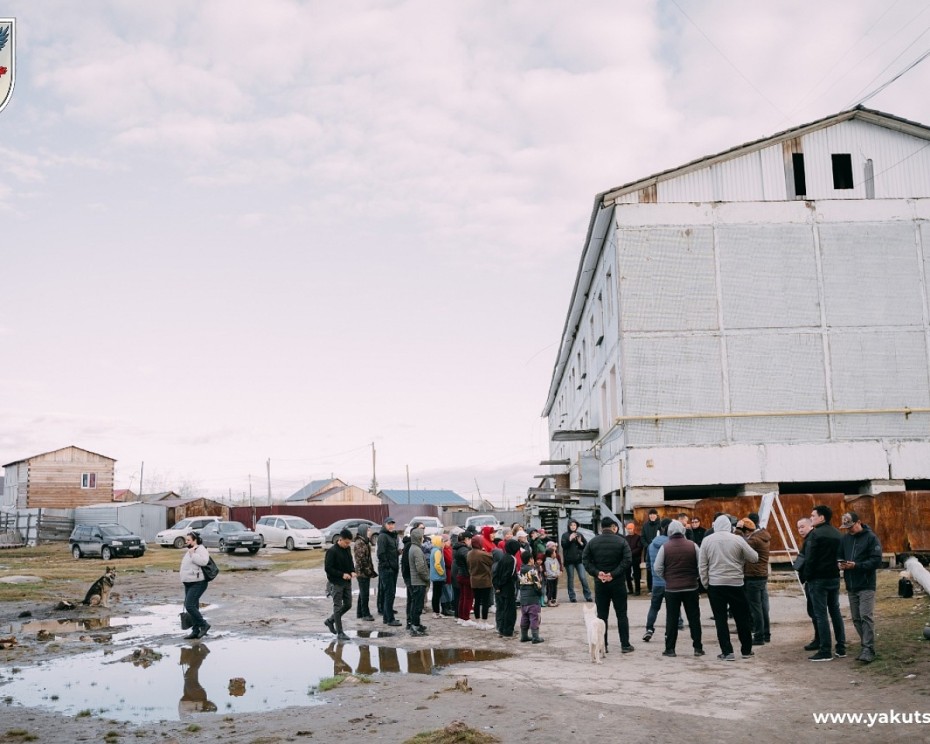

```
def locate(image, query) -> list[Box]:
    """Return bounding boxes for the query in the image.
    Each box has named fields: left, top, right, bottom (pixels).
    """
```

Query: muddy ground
left=2, top=557, right=930, bottom=744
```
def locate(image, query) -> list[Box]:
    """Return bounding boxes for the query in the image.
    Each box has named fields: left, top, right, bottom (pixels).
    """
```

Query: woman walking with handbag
left=181, top=532, right=212, bottom=640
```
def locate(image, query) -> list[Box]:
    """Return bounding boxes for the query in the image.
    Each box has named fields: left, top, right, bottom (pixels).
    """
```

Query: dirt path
left=2, top=563, right=929, bottom=743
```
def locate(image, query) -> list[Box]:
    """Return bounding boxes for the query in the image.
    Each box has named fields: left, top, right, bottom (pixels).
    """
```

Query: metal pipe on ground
left=904, top=557, right=930, bottom=595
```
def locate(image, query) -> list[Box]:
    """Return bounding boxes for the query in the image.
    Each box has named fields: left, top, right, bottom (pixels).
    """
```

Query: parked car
left=320, top=518, right=381, bottom=545
left=198, top=520, right=262, bottom=554
left=155, top=516, right=222, bottom=549
left=463, top=514, right=503, bottom=537
left=255, top=515, right=324, bottom=550
left=69, top=524, right=146, bottom=561
left=403, top=516, right=444, bottom=539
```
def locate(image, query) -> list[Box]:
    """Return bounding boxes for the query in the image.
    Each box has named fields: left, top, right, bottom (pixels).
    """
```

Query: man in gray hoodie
left=698, top=514, right=759, bottom=660
left=407, top=528, right=430, bottom=636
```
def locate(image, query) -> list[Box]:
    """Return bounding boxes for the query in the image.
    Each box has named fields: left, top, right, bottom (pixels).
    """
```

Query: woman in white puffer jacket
left=180, top=532, right=211, bottom=639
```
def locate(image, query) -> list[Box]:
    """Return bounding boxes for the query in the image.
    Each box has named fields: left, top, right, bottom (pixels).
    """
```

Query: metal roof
left=380, top=489, right=468, bottom=506
left=286, top=478, right=346, bottom=502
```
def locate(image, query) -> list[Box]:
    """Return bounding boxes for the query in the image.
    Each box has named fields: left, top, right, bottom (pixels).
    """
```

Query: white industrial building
left=542, top=107, right=930, bottom=513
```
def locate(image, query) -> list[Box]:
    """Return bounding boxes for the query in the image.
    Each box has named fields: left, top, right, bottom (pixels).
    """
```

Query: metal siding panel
left=830, top=329, right=930, bottom=437
left=618, top=227, right=718, bottom=332
left=727, top=332, right=829, bottom=441
left=717, top=223, right=820, bottom=328
left=659, top=170, right=714, bottom=202
left=622, top=335, right=726, bottom=446
left=820, top=222, right=923, bottom=326
left=759, top=144, right=786, bottom=200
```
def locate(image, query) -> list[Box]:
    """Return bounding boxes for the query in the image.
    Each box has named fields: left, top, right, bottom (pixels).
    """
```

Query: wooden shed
left=2, top=446, right=115, bottom=509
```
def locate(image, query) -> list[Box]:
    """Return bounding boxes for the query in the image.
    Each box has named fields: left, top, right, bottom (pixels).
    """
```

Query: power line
left=785, top=0, right=906, bottom=120
left=668, top=0, right=785, bottom=119
left=850, top=42, right=930, bottom=106
left=846, top=20, right=930, bottom=106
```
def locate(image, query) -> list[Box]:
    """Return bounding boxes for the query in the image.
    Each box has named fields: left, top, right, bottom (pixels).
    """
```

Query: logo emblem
left=0, top=19, right=15, bottom=115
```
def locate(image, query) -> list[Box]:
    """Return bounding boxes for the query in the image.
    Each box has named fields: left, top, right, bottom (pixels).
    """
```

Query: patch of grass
left=315, top=675, right=346, bottom=692
left=0, top=543, right=326, bottom=603
left=4, top=731, right=39, bottom=742
left=76, top=709, right=92, bottom=718
left=863, top=570, right=930, bottom=690
left=185, top=724, right=201, bottom=733
left=403, top=721, right=500, bottom=744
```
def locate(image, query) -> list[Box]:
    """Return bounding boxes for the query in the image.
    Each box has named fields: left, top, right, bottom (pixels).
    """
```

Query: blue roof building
left=380, top=489, right=468, bottom=507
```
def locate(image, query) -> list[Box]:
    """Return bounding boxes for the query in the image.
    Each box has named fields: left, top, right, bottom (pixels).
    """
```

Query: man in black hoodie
left=804, top=504, right=846, bottom=661
left=492, top=539, right=519, bottom=638
left=839, top=512, right=882, bottom=663
left=376, top=517, right=402, bottom=627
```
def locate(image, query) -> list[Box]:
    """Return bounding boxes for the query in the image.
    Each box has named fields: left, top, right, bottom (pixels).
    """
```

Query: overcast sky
left=3, top=1, right=930, bottom=507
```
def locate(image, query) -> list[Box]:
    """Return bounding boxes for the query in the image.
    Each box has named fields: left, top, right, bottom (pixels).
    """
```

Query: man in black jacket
left=804, top=505, right=846, bottom=661
left=376, top=517, right=402, bottom=627
left=839, top=512, right=882, bottom=663
left=641, top=509, right=661, bottom=591
left=583, top=517, right=634, bottom=654
left=324, top=529, right=356, bottom=641
left=560, top=519, right=593, bottom=602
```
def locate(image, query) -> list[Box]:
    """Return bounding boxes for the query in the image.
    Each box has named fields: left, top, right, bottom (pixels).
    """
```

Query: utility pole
left=266, top=458, right=272, bottom=505
left=249, top=474, right=253, bottom=507
left=370, top=442, right=379, bottom=495
left=474, top=478, right=481, bottom=510
left=139, top=462, right=144, bottom=500
left=406, top=465, right=411, bottom=504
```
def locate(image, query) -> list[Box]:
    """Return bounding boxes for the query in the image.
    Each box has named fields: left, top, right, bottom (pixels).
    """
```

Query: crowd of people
left=180, top=506, right=881, bottom=665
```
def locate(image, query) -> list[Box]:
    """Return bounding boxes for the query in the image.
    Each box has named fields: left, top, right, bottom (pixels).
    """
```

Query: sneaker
left=386, top=620, right=402, bottom=627
left=433, top=613, right=442, bottom=619
left=694, top=648, right=706, bottom=657
left=741, top=651, right=754, bottom=659
left=662, top=649, right=677, bottom=657
left=361, top=615, right=375, bottom=621
left=336, top=632, right=350, bottom=641
left=808, top=652, right=833, bottom=662
left=324, top=618, right=336, bottom=634
left=858, top=650, right=875, bottom=663
left=621, top=645, right=635, bottom=653
left=569, top=598, right=577, bottom=603
left=753, top=637, right=765, bottom=646
left=409, top=628, right=426, bottom=637
left=717, top=653, right=735, bottom=661
left=834, top=647, right=847, bottom=658
left=803, top=640, right=820, bottom=651
left=642, top=629, right=654, bottom=642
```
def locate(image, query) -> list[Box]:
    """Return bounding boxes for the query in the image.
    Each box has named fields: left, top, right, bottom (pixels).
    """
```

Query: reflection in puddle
left=0, top=636, right=510, bottom=723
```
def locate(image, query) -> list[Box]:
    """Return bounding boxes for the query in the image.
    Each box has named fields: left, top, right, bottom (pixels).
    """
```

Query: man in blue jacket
left=839, top=511, right=882, bottom=663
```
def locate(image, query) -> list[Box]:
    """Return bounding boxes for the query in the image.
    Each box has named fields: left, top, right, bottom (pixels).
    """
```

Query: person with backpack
left=180, top=531, right=212, bottom=640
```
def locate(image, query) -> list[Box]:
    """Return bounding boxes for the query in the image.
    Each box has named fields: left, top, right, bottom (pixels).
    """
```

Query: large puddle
left=0, top=606, right=509, bottom=723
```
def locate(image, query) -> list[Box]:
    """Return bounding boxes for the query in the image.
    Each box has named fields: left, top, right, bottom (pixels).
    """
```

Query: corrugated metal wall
left=648, top=120, right=930, bottom=203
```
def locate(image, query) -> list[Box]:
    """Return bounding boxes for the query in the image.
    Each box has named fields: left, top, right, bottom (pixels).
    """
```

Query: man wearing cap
left=582, top=517, right=634, bottom=654
left=738, top=513, right=771, bottom=645
left=376, top=517, right=402, bottom=627
left=839, top=512, right=882, bottom=663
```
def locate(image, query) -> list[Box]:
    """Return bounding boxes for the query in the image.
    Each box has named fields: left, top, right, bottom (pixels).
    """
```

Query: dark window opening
left=778, top=481, right=863, bottom=496
left=832, top=153, right=854, bottom=189
left=792, top=153, right=807, bottom=197
left=905, top=480, right=930, bottom=491
left=663, top=485, right=741, bottom=501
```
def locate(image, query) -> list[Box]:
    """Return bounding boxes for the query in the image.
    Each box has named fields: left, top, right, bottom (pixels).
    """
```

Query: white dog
left=583, top=604, right=606, bottom=664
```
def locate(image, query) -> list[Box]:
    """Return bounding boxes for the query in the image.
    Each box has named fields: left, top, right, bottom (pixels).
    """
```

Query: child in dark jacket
left=518, top=562, right=545, bottom=643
